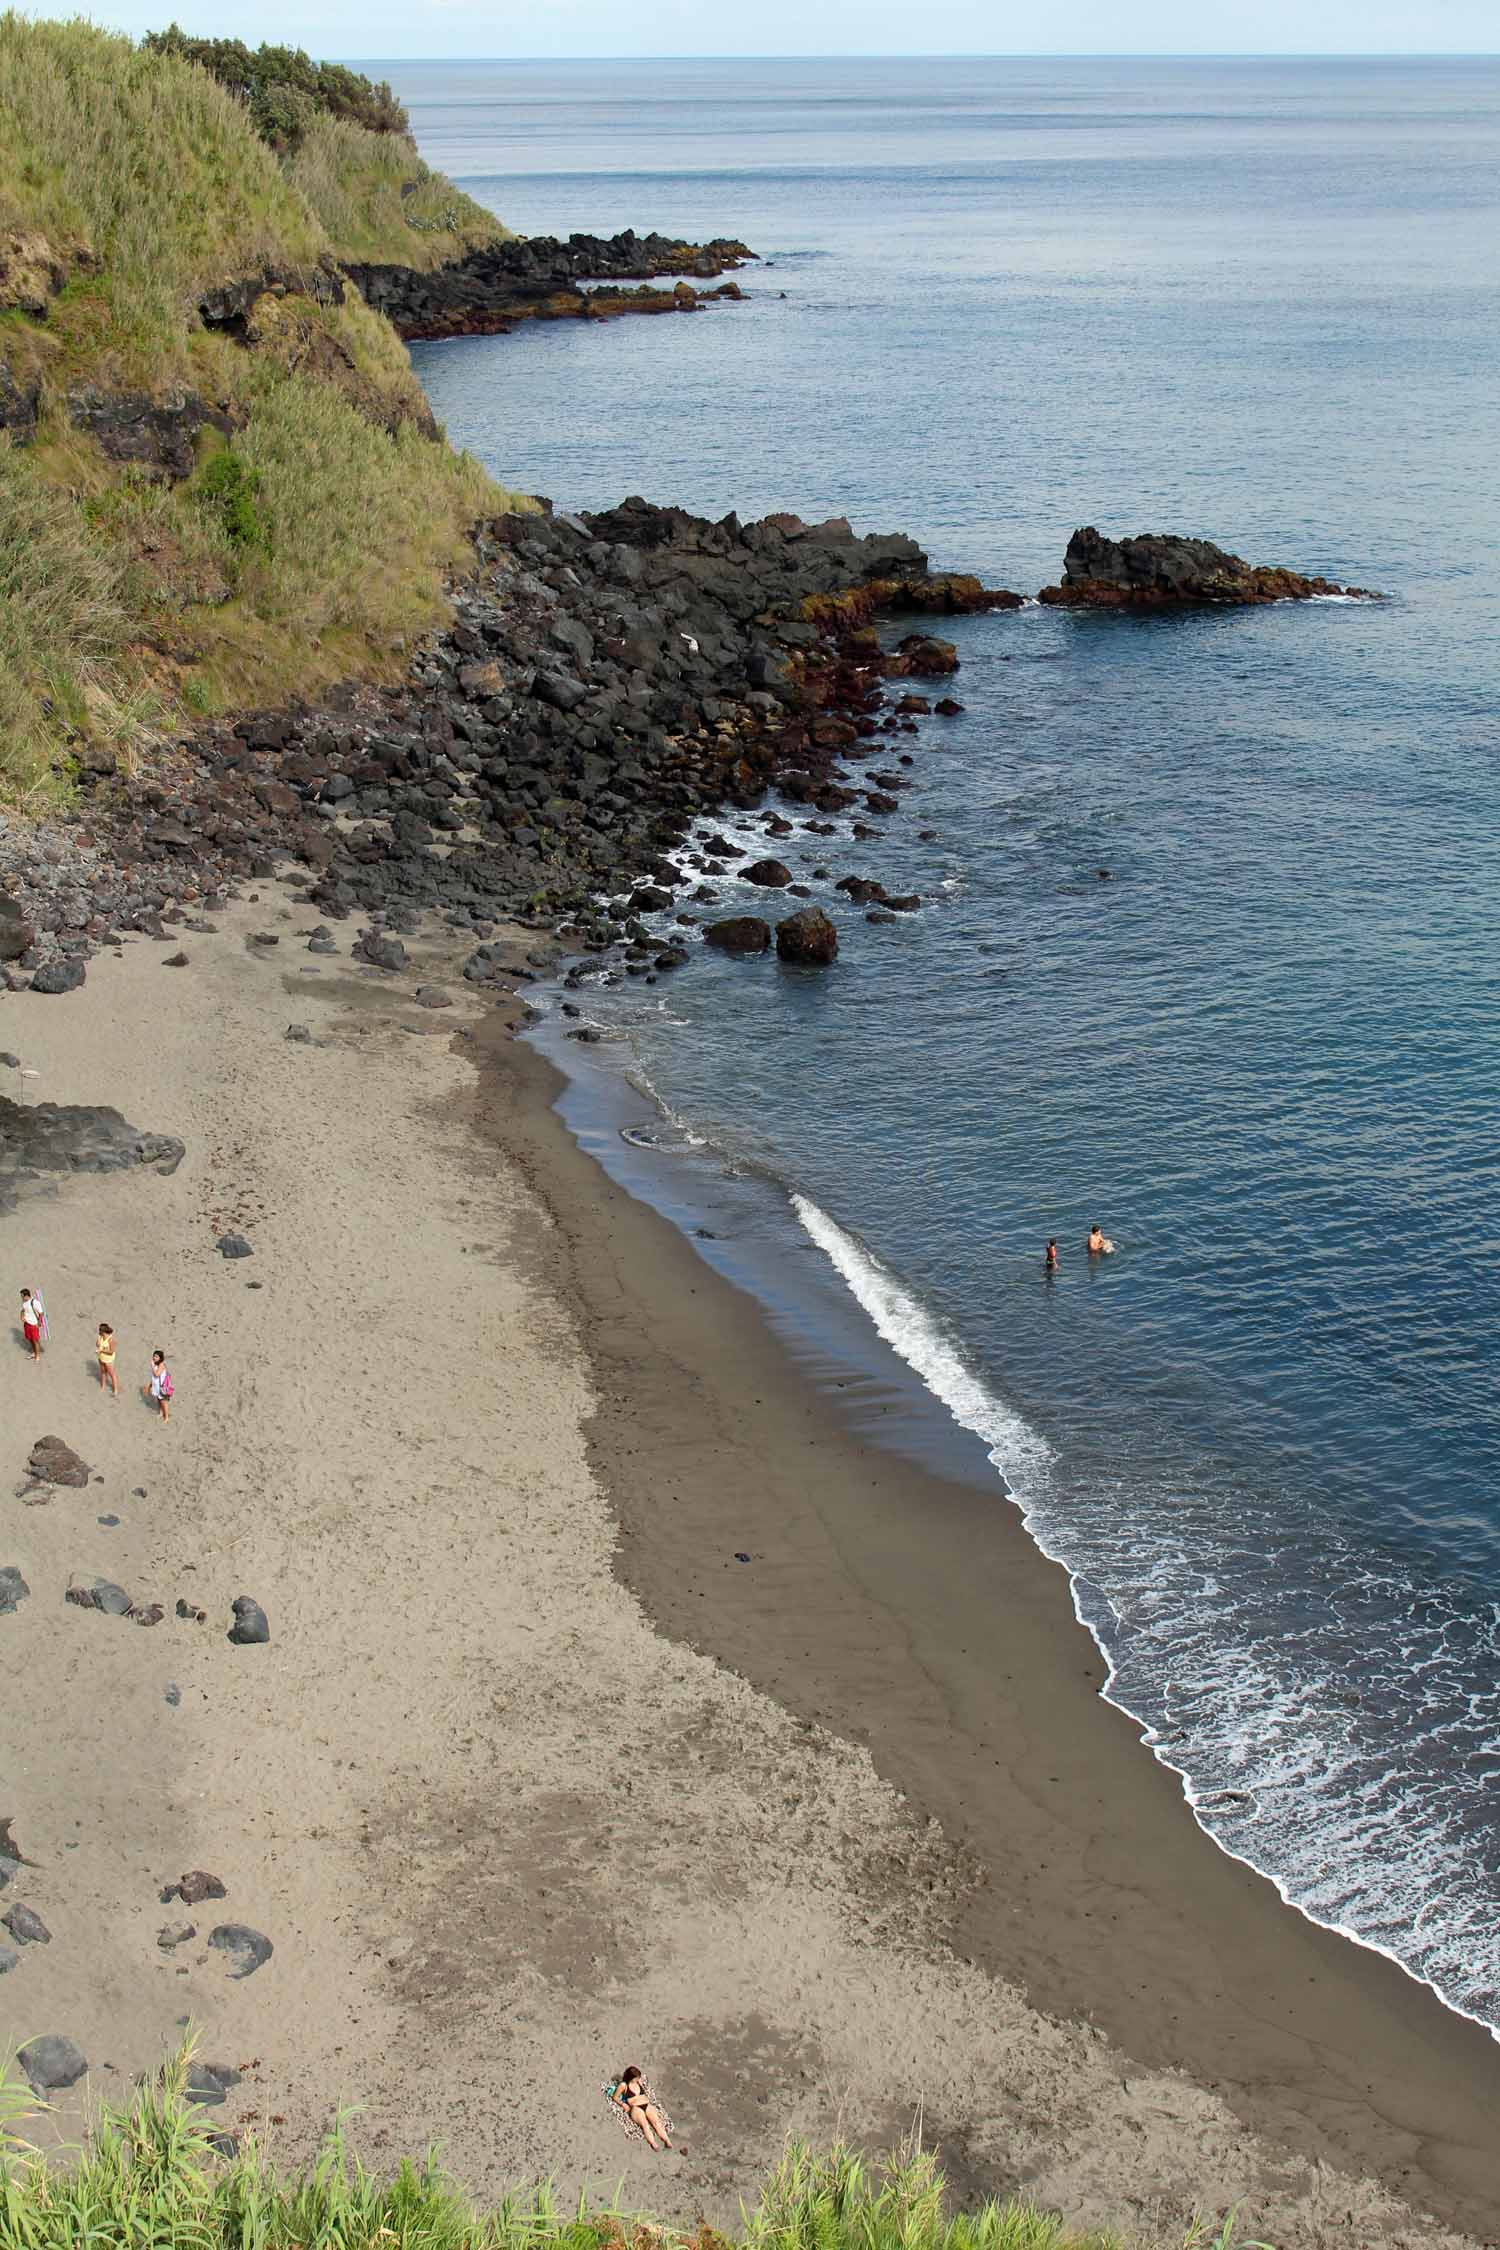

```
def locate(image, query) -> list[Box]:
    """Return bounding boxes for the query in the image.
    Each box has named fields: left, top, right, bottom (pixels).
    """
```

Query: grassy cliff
left=0, top=14, right=522, bottom=805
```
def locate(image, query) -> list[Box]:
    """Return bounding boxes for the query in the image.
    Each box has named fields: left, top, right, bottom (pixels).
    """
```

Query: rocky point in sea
left=1, top=498, right=1020, bottom=1003
left=1038, top=526, right=1377, bottom=608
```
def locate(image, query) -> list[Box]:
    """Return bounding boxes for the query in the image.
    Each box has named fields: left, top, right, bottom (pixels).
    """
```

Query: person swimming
left=1044, top=1238, right=1059, bottom=1271
left=1086, top=1224, right=1115, bottom=1255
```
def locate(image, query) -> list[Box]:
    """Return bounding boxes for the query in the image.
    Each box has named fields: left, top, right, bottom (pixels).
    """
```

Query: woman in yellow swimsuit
left=96, top=1321, right=118, bottom=1396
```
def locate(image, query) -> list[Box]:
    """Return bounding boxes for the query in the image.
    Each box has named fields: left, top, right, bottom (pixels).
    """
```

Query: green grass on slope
left=0, top=2048, right=1272, bottom=2250
left=286, top=111, right=512, bottom=270
left=0, top=12, right=523, bottom=803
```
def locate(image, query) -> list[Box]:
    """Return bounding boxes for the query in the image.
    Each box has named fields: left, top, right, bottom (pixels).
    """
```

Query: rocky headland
left=0, top=500, right=1021, bottom=1000
left=1039, top=524, right=1377, bottom=607
left=348, top=227, right=756, bottom=341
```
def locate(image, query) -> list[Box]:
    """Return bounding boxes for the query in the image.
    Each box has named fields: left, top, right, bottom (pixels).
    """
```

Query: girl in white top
left=146, top=1349, right=174, bottom=1423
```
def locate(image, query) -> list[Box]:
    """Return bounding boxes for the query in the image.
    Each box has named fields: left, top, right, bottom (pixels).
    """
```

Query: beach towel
left=602, top=2080, right=674, bottom=2145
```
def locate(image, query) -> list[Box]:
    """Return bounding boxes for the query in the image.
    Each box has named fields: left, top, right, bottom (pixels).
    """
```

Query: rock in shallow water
left=1038, top=525, right=1375, bottom=609
left=775, top=908, right=839, bottom=966
left=703, top=916, right=771, bottom=955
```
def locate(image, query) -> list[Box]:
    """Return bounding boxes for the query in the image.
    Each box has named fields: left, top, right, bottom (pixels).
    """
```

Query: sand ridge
left=0, top=887, right=1484, bottom=2246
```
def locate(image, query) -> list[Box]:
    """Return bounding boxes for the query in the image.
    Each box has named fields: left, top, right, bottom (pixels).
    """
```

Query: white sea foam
left=789, top=1192, right=1500, bottom=2043
left=790, top=1191, right=1054, bottom=1494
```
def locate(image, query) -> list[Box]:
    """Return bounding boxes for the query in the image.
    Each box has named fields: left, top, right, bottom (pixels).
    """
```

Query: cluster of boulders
left=347, top=228, right=756, bottom=341
left=0, top=510, right=1376, bottom=1014
left=1, top=498, right=1016, bottom=1000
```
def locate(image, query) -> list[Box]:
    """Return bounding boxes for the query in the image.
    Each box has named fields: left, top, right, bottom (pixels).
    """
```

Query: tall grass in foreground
left=0, top=2049, right=1272, bottom=2250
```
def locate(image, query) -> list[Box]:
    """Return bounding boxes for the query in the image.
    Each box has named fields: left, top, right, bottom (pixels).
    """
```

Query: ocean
left=389, top=56, right=1500, bottom=2034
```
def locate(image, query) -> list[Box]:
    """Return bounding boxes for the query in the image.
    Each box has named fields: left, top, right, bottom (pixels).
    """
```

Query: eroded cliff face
left=345, top=227, right=755, bottom=340
left=1039, top=525, right=1376, bottom=608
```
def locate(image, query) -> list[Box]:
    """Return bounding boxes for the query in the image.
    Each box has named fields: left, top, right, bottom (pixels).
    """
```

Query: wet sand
left=2, top=889, right=1496, bottom=2247
left=483, top=1022, right=1500, bottom=2238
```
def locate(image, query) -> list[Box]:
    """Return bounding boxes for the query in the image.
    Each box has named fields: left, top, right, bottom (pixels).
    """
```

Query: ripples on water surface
left=394, top=57, right=1500, bottom=2029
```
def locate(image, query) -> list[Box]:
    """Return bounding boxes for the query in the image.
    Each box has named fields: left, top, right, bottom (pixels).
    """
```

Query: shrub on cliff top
left=142, top=25, right=408, bottom=148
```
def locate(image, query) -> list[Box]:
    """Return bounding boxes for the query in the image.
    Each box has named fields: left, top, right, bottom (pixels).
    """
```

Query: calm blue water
left=391, top=58, right=1500, bottom=2031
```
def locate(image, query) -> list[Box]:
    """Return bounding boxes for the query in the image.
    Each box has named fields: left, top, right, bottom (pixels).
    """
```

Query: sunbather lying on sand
left=608, top=2065, right=672, bottom=2149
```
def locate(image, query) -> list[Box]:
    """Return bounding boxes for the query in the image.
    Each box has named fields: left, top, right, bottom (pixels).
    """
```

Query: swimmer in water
left=1044, top=1238, right=1059, bottom=1271
left=1086, top=1224, right=1115, bottom=1255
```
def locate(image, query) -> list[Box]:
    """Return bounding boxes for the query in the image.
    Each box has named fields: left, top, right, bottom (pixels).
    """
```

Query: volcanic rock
left=0, top=1566, right=29, bottom=1615
left=29, top=959, right=86, bottom=994
left=228, top=1594, right=270, bottom=1644
left=356, top=931, right=408, bottom=971
left=171, top=1870, right=227, bottom=1905
left=775, top=907, right=839, bottom=965
left=743, top=858, right=792, bottom=887
left=18, top=2034, right=87, bottom=2092
left=703, top=917, right=771, bottom=955
left=28, top=1436, right=89, bottom=1488
left=208, top=1922, right=273, bottom=1977
left=1038, top=526, right=1373, bottom=608
left=3, top=1903, right=50, bottom=1945
left=66, top=1578, right=132, bottom=1616
left=1, top=1099, right=184, bottom=1210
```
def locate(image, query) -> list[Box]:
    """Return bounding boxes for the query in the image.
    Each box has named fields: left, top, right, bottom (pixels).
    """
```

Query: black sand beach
left=479, top=1015, right=1500, bottom=2238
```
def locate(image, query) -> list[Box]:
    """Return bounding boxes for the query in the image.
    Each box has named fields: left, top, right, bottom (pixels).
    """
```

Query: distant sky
left=94, top=0, right=1499, bottom=61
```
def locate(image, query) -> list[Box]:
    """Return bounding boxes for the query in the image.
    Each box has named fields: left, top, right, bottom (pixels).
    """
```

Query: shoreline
left=479, top=1011, right=1500, bottom=2237
left=521, top=1007, right=1500, bottom=2054
left=0, top=894, right=1495, bottom=2246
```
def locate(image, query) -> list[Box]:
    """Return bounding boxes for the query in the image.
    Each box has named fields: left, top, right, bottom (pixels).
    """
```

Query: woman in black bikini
left=612, top=2064, right=672, bottom=2149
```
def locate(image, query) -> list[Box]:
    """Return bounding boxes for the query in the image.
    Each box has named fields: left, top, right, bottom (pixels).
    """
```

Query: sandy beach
left=4, top=888, right=1499, bottom=2246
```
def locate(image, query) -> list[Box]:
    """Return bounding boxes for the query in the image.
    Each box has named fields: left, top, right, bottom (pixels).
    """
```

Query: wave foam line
left=789, top=1190, right=1500, bottom=2046
left=790, top=1191, right=1053, bottom=1494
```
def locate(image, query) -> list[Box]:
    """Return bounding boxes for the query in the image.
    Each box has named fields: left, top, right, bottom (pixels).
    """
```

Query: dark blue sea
left=390, top=57, right=1500, bottom=2034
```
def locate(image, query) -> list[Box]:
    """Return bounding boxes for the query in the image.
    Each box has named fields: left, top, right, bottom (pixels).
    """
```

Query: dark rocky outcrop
left=3, top=1902, right=50, bottom=1946
left=1038, top=526, right=1375, bottom=609
left=1, top=1098, right=185, bottom=1213
left=0, top=1567, right=29, bottom=1616
left=776, top=907, right=838, bottom=965
left=0, top=494, right=1014, bottom=991
left=0, top=361, right=41, bottom=445
left=347, top=228, right=755, bottom=342
left=66, top=385, right=237, bottom=480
